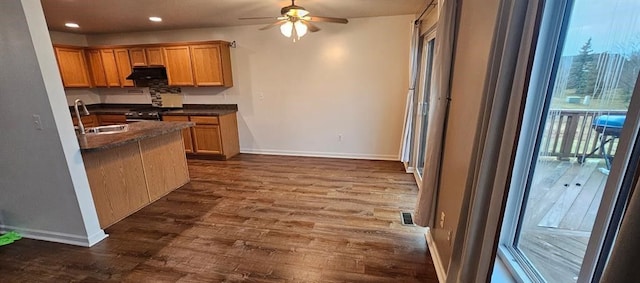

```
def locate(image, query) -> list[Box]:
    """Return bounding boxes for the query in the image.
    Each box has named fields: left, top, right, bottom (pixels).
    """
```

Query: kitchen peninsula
left=78, top=121, right=193, bottom=228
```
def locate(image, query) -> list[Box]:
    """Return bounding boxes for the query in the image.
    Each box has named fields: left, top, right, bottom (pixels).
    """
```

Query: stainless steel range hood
left=126, top=66, right=167, bottom=80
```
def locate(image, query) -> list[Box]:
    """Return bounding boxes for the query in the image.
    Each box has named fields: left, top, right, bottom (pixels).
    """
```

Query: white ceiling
left=41, top=0, right=425, bottom=34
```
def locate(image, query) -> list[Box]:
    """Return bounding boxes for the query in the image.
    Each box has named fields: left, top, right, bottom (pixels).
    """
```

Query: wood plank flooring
left=0, top=154, right=437, bottom=282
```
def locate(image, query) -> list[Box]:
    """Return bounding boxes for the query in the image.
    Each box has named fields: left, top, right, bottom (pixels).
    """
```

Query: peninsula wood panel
left=162, top=116, right=194, bottom=153
left=139, top=132, right=190, bottom=201
left=53, top=46, right=91, bottom=88
left=128, top=48, right=147, bottom=66
left=145, top=47, right=164, bottom=65
left=82, top=142, right=150, bottom=228
left=86, top=49, right=107, bottom=87
left=114, top=49, right=134, bottom=87
left=163, top=46, right=194, bottom=86
left=190, top=44, right=224, bottom=86
left=100, top=49, right=122, bottom=87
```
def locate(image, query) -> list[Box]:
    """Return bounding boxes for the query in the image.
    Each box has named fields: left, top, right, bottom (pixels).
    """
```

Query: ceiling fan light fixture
left=280, top=21, right=293, bottom=38
left=294, top=21, right=308, bottom=37
left=287, top=8, right=309, bottom=18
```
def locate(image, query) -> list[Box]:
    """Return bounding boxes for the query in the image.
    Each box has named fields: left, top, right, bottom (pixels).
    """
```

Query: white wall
left=49, top=30, right=88, bottom=46
left=432, top=0, right=499, bottom=268
left=0, top=0, right=105, bottom=246
left=73, top=15, right=413, bottom=160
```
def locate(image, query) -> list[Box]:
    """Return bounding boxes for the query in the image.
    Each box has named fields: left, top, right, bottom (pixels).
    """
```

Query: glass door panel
left=515, top=0, right=640, bottom=282
left=416, top=38, right=436, bottom=178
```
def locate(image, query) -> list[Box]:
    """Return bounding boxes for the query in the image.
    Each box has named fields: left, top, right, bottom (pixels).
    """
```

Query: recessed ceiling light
left=149, top=17, right=162, bottom=22
left=65, top=22, right=80, bottom=28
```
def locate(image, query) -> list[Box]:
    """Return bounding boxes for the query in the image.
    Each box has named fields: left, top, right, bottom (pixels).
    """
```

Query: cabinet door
left=128, top=48, right=147, bottom=66
left=190, top=44, right=224, bottom=86
left=100, top=50, right=121, bottom=87
left=54, top=47, right=91, bottom=88
left=114, top=49, right=134, bottom=87
left=162, top=116, right=194, bottom=153
left=86, top=49, right=107, bottom=87
left=163, top=46, right=194, bottom=86
left=146, top=47, right=164, bottom=65
left=98, top=114, right=126, bottom=125
left=192, top=124, right=222, bottom=154
left=72, top=114, right=98, bottom=128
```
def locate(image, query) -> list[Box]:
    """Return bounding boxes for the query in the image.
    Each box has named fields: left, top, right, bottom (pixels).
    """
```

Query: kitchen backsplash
left=146, top=79, right=183, bottom=107
left=65, top=83, right=236, bottom=106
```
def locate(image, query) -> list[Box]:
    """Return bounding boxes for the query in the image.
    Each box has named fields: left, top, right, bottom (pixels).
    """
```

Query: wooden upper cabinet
left=114, top=49, right=134, bottom=87
left=190, top=44, right=224, bottom=86
left=100, top=50, right=121, bottom=87
left=146, top=47, right=164, bottom=66
left=54, top=46, right=91, bottom=88
left=190, top=43, right=233, bottom=87
left=128, top=48, right=148, bottom=66
left=86, top=49, right=107, bottom=87
left=163, top=46, right=194, bottom=86
left=53, top=41, right=232, bottom=88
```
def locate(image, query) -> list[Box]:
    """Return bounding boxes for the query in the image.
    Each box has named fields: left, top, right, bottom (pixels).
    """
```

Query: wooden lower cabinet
left=162, top=113, right=239, bottom=159
left=97, top=114, right=126, bottom=125
left=193, top=124, right=222, bottom=154
left=72, top=114, right=98, bottom=128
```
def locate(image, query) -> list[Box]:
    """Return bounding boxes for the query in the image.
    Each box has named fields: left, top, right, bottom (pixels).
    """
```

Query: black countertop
left=69, top=104, right=238, bottom=116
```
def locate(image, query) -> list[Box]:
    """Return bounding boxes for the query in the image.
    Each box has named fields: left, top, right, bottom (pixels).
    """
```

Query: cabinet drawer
left=98, top=114, right=126, bottom=125
left=162, top=116, right=189, bottom=122
left=190, top=116, right=219, bottom=125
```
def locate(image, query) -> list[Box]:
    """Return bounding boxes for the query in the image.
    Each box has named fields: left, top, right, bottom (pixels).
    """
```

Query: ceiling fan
left=239, top=0, right=349, bottom=41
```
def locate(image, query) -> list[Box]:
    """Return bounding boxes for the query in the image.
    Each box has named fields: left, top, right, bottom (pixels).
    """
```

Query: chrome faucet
left=74, top=99, right=90, bottom=134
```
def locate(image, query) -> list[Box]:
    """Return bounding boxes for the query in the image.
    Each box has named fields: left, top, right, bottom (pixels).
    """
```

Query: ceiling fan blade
left=305, top=16, right=348, bottom=24
left=303, top=21, right=321, bottom=32
left=259, top=20, right=288, bottom=30
left=239, top=16, right=281, bottom=20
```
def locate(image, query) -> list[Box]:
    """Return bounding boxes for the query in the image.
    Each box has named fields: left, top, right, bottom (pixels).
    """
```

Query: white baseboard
left=0, top=224, right=108, bottom=247
left=404, top=162, right=415, bottom=173
left=240, top=148, right=399, bottom=161
left=425, top=227, right=447, bottom=283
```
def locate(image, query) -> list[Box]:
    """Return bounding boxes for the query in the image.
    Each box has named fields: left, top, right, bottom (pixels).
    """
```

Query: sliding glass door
left=413, top=33, right=436, bottom=184
left=500, top=0, right=640, bottom=281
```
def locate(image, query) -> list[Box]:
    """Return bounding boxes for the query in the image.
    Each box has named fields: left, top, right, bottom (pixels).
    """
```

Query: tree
left=567, top=38, right=598, bottom=96
left=619, top=50, right=640, bottom=101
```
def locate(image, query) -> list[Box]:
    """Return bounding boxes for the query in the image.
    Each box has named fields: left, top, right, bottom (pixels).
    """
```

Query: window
left=500, top=0, right=640, bottom=282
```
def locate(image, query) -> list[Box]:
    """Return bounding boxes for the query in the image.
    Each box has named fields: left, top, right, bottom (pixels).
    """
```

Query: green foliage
left=567, top=38, right=598, bottom=97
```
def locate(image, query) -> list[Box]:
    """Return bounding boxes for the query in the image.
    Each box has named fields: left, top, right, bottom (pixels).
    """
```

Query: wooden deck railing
left=539, top=109, right=627, bottom=160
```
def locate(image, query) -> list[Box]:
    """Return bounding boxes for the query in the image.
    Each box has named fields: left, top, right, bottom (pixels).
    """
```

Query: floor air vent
left=401, top=212, right=414, bottom=225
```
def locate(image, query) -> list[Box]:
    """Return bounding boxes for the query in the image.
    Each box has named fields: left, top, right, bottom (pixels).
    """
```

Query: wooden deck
left=518, top=157, right=608, bottom=282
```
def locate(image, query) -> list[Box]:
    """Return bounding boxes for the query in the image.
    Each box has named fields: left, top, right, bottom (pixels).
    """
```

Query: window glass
left=515, top=0, right=640, bottom=281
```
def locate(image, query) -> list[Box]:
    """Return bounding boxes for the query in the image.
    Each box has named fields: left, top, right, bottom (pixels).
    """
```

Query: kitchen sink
left=85, top=124, right=129, bottom=135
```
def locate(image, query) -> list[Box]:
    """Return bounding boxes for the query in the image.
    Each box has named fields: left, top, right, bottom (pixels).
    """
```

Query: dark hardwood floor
left=0, top=154, right=437, bottom=282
